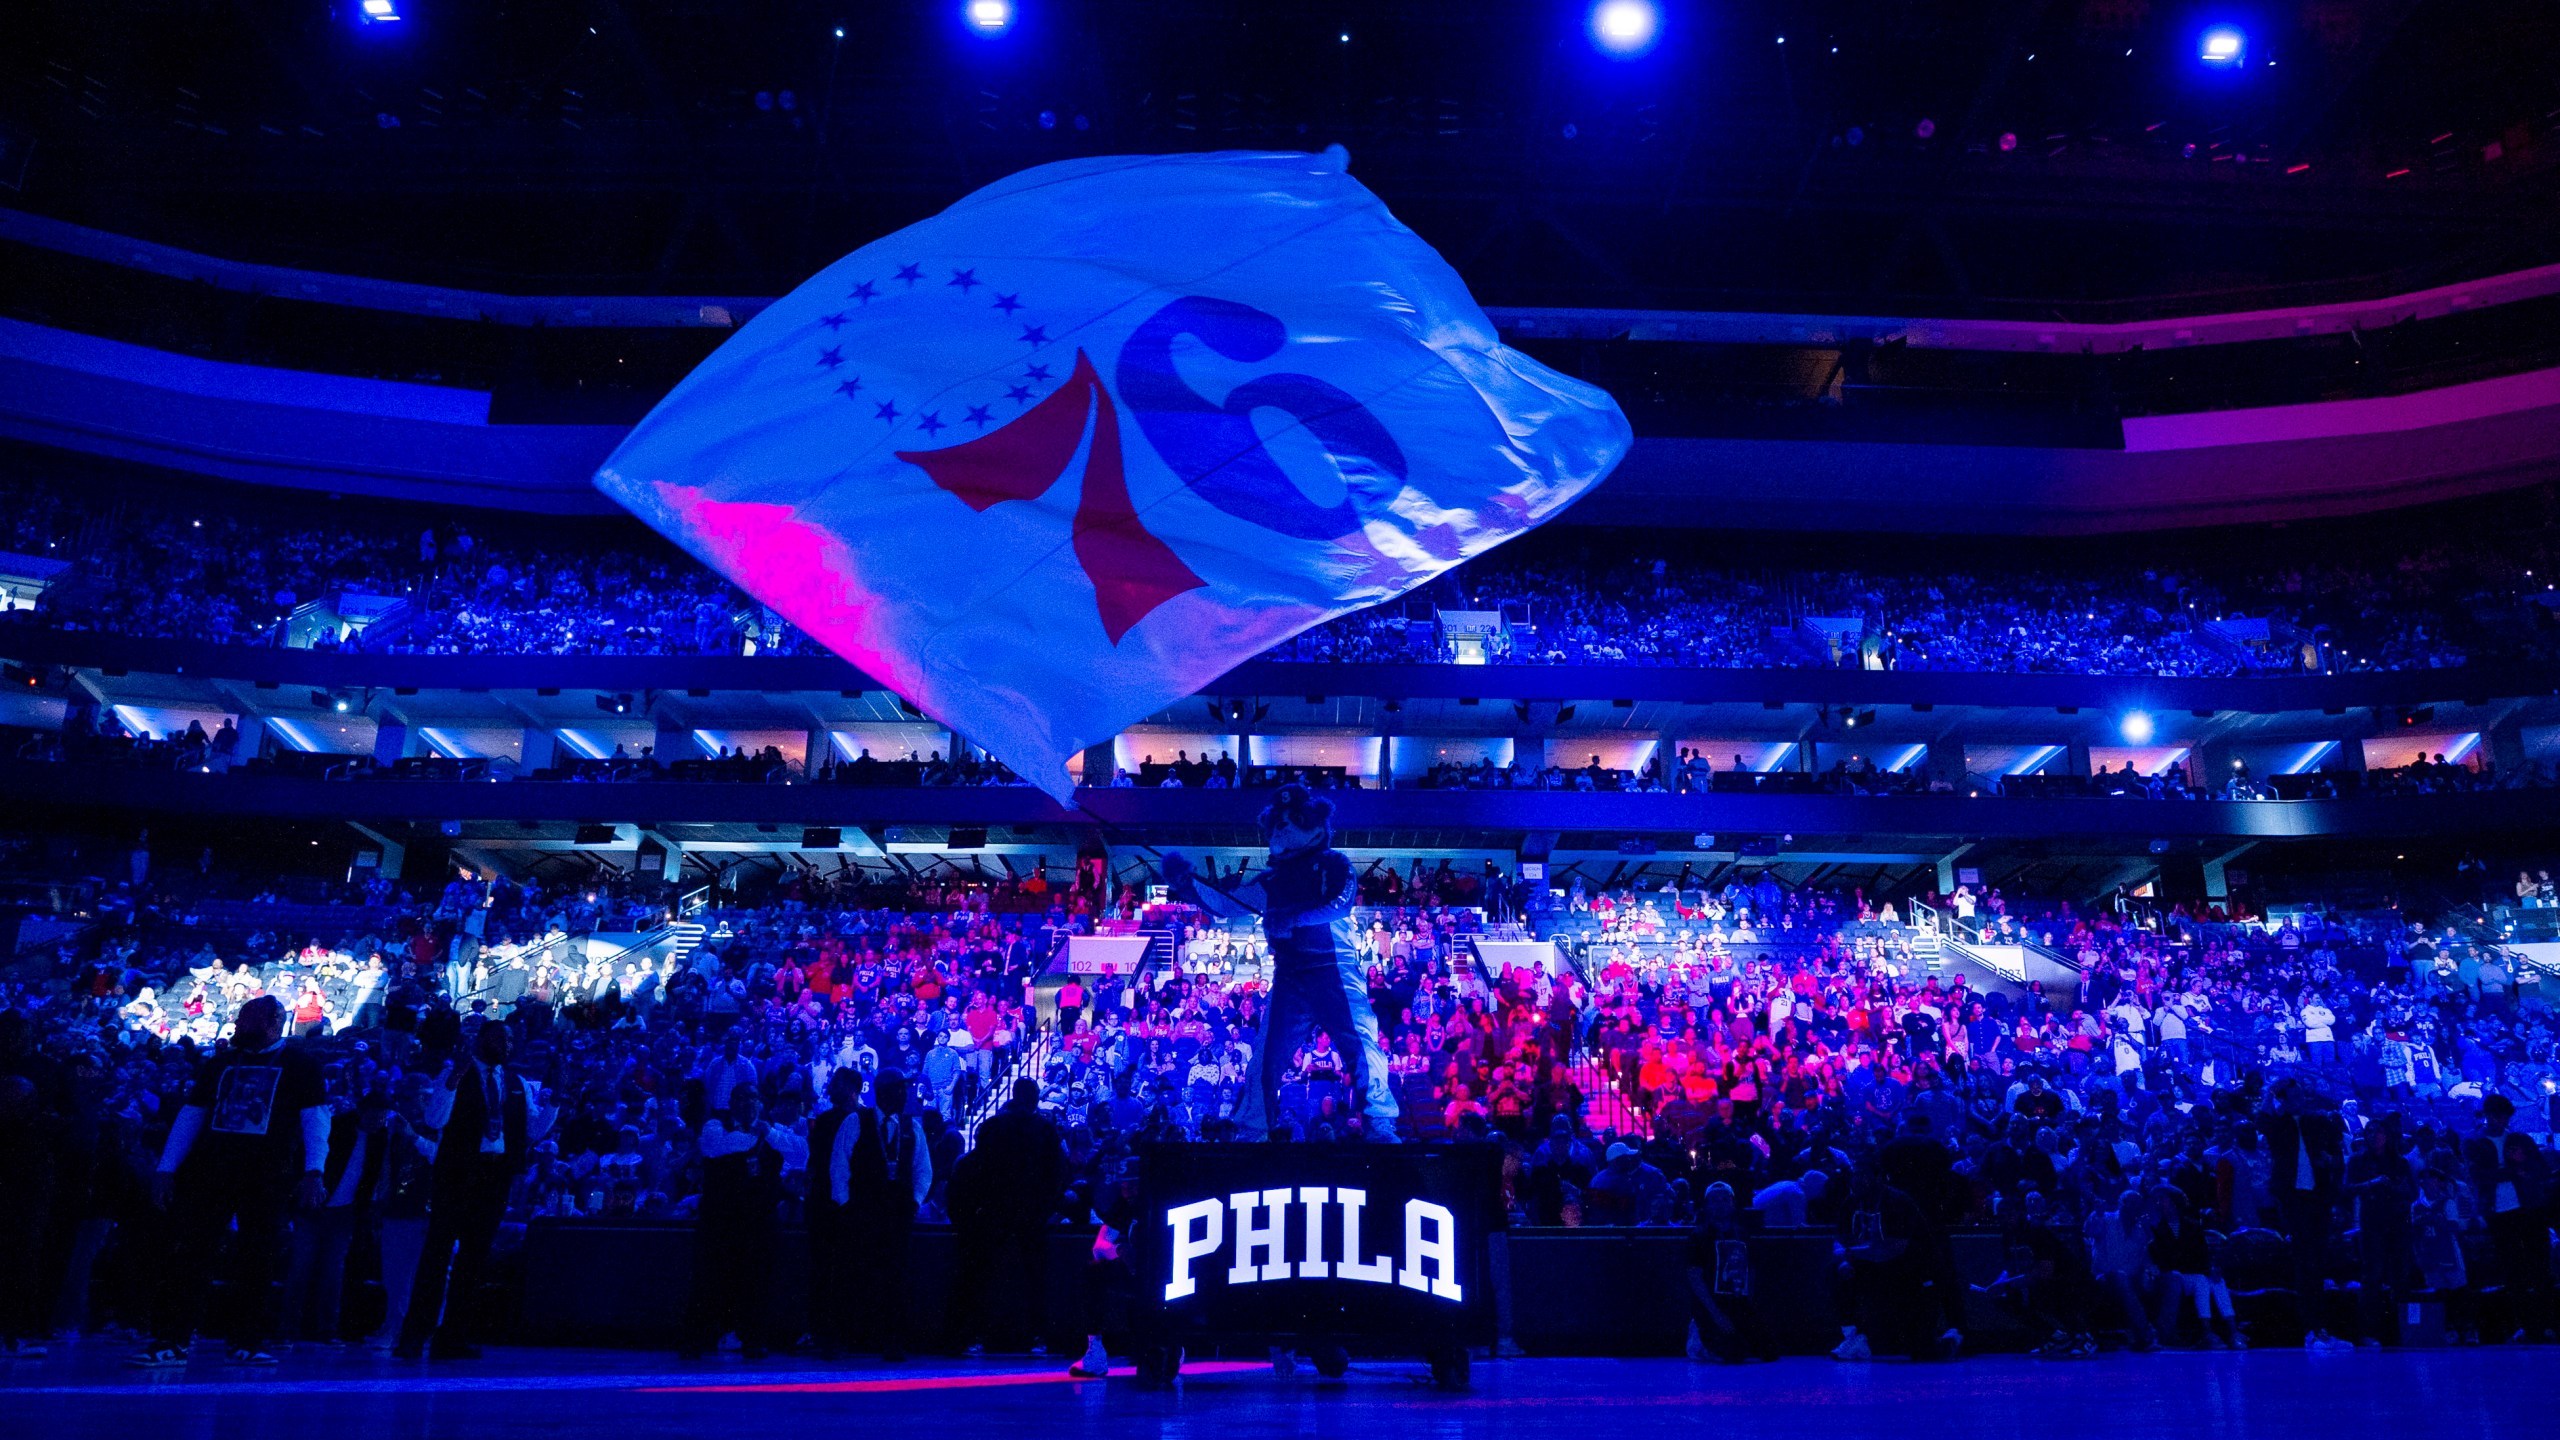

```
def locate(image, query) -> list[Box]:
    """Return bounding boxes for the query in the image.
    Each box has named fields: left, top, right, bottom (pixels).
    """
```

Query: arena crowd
left=0, top=846, right=2553, bottom=1370
left=8, top=468, right=2559, bottom=676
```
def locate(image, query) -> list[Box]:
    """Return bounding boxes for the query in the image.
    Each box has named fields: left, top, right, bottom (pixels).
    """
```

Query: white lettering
left=1228, top=1187, right=1293, bottom=1285
left=1167, top=1187, right=1465, bottom=1303
left=1295, top=1186, right=1332, bottom=1279
left=1164, top=1198, right=1223, bottom=1301
left=1400, top=1199, right=1463, bottom=1301
left=1334, top=1187, right=1394, bottom=1284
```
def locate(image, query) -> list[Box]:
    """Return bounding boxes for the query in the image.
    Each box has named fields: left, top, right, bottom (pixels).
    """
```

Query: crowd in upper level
left=6, top=467, right=2558, bottom=676
left=20, top=701, right=2558, bottom=803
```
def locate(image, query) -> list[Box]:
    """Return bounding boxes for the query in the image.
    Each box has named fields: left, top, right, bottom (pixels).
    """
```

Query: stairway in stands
left=1451, top=941, right=1492, bottom=999
left=665, top=918, right=709, bottom=969
left=963, top=1032, right=1053, bottom=1145
left=1568, top=1053, right=1653, bottom=1140
left=1544, top=915, right=1651, bottom=1139
left=666, top=885, right=712, bottom=969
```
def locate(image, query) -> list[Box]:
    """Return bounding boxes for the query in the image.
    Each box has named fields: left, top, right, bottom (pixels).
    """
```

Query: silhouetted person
left=133, top=995, right=329, bottom=1366
left=804, top=1068, right=863, bottom=1357
left=398, top=1019, right=546, bottom=1360
left=684, top=1087, right=787, bottom=1359
left=282, top=1088, right=400, bottom=1345
left=2468, top=1094, right=2556, bottom=1341
left=0, top=1073, right=53, bottom=1358
left=2262, top=1079, right=2348, bottom=1350
left=955, top=1077, right=1064, bottom=1354
left=1685, top=1181, right=1779, bottom=1362
left=847, top=1069, right=932, bottom=1361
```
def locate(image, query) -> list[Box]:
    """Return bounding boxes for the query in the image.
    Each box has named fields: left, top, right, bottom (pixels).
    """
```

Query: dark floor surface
left=3, top=1342, right=2553, bottom=1440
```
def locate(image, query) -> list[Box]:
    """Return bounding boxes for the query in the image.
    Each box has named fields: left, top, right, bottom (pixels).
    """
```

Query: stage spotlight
left=2199, top=25, right=2246, bottom=67
left=356, top=0, right=403, bottom=24
left=1588, top=0, right=1660, bottom=58
left=964, top=0, right=1014, bottom=36
left=2121, top=711, right=2155, bottom=744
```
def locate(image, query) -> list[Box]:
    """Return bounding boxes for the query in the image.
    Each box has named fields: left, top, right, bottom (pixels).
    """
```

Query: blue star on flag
left=822, top=263, right=1063, bottom=462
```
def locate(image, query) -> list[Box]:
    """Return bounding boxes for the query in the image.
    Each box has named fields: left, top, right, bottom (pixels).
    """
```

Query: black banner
left=1134, top=1142, right=1501, bottom=1345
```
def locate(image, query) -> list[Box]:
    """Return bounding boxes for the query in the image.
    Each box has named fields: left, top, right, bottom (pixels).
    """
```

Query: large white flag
left=595, top=146, right=1629, bottom=802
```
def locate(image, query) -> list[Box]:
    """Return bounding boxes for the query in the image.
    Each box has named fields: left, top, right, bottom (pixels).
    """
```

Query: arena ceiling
left=5, top=0, right=2559, bottom=315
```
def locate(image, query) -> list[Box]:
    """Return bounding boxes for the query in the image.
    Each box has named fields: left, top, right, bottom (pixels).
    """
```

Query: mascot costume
left=1230, top=785, right=1400, bottom=1141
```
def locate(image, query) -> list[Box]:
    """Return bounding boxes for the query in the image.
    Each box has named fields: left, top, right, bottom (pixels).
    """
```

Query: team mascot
left=1231, top=785, right=1400, bottom=1141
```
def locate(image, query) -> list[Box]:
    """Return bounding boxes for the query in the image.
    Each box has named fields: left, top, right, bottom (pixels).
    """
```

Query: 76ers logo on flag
left=887, top=288, right=1410, bottom=645
left=895, top=344, right=1199, bottom=646
left=595, top=148, right=1629, bottom=800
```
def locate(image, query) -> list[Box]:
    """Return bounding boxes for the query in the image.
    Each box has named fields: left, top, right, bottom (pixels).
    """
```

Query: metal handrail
left=962, top=1031, right=1052, bottom=1146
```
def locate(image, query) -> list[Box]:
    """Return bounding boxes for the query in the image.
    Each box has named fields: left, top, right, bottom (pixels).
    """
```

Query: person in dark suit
left=0, top=1071, right=58, bottom=1361
left=846, top=1069, right=931, bottom=1361
left=397, top=1020, right=547, bottom=1360
left=2466, top=1095, right=2556, bottom=1341
left=954, top=1077, right=1065, bottom=1355
left=803, top=1067, right=864, bottom=1357
left=2261, top=1080, right=2348, bottom=1350
left=282, top=1088, right=401, bottom=1345
left=684, top=1087, right=788, bottom=1359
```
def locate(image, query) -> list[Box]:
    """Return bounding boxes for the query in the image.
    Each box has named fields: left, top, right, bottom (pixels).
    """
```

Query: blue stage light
left=964, top=0, right=1014, bottom=36
left=2121, top=711, right=2155, bottom=744
left=356, top=0, right=402, bottom=22
left=1588, top=1, right=1660, bottom=58
left=2199, top=25, right=2246, bottom=67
